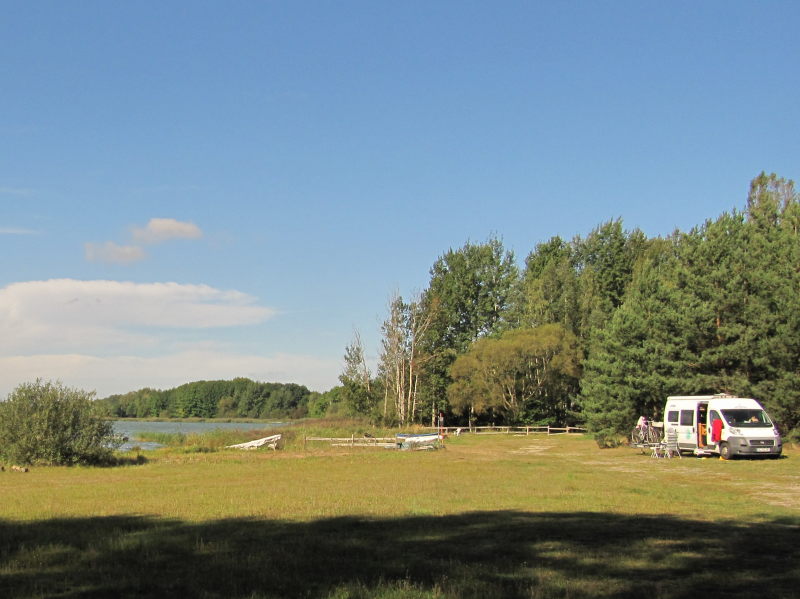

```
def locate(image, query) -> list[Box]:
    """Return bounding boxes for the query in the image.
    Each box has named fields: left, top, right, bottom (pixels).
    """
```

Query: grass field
left=1, top=430, right=798, bottom=598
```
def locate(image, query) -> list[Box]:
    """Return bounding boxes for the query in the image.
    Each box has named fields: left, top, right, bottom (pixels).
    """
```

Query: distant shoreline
left=105, top=417, right=291, bottom=424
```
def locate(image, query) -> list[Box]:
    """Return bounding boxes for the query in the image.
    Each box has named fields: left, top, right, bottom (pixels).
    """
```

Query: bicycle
left=630, top=423, right=661, bottom=447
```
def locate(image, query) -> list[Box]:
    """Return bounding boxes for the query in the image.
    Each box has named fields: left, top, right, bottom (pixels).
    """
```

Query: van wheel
left=719, top=442, right=733, bottom=460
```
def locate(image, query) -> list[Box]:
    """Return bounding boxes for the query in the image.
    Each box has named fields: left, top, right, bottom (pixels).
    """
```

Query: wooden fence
left=304, top=426, right=586, bottom=448
left=435, top=425, right=586, bottom=436
left=304, top=435, right=397, bottom=449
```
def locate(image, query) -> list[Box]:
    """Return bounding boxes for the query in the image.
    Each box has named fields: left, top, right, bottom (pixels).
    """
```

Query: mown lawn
left=1, top=433, right=798, bottom=598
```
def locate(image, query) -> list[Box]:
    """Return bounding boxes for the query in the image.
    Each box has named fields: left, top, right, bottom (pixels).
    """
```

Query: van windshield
left=721, top=409, right=772, bottom=427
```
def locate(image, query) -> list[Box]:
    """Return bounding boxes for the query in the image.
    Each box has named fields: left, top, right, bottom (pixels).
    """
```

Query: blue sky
left=2, top=1, right=798, bottom=398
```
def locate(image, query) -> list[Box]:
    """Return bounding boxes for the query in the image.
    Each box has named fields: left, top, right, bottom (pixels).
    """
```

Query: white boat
left=396, top=433, right=442, bottom=450
left=226, top=434, right=282, bottom=450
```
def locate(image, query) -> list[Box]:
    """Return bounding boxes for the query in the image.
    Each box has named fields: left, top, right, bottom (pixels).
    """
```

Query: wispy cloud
left=86, top=218, right=203, bottom=265
left=0, top=227, right=39, bottom=235
left=132, top=218, right=203, bottom=244
left=84, top=241, right=146, bottom=264
left=0, top=278, right=334, bottom=398
left=0, top=279, right=275, bottom=355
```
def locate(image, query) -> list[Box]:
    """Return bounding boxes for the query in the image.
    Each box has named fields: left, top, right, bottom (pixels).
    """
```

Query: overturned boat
left=226, top=434, right=282, bottom=450
left=396, top=433, right=443, bottom=451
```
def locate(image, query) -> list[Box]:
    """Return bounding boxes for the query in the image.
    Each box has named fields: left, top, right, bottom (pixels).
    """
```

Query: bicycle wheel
left=646, top=426, right=661, bottom=444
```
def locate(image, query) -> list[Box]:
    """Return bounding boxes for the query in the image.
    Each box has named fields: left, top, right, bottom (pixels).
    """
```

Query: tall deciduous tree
left=574, top=220, right=649, bottom=340
left=512, top=236, right=581, bottom=335
left=419, top=238, right=518, bottom=420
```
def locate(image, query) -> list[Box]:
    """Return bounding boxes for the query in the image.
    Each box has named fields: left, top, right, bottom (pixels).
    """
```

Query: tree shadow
left=1, top=511, right=797, bottom=598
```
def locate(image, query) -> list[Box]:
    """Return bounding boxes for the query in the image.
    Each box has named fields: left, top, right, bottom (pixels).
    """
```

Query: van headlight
left=728, top=427, right=742, bottom=436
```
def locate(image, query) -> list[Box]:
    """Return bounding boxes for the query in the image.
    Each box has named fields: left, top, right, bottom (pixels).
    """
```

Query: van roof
left=666, top=396, right=763, bottom=408
left=666, top=395, right=736, bottom=400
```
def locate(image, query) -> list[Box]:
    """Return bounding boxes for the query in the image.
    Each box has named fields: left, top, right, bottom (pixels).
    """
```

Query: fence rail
left=434, top=426, right=586, bottom=435
left=303, top=426, right=586, bottom=449
left=304, top=435, right=397, bottom=449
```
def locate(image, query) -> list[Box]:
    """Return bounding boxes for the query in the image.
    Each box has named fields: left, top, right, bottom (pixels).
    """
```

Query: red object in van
left=711, top=418, right=723, bottom=442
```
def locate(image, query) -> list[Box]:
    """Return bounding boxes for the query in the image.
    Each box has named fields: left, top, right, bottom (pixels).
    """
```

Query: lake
left=112, top=420, right=287, bottom=451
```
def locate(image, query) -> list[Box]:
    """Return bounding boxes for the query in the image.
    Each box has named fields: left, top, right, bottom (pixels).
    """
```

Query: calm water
left=112, top=420, right=287, bottom=451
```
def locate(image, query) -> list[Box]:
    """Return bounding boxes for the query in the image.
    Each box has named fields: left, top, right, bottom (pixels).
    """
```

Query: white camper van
left=663, top=395, right=782, bottom=459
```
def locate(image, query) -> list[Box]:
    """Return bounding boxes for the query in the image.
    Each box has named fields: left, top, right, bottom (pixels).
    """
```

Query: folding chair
left=662, top=429, right=681, bottom=459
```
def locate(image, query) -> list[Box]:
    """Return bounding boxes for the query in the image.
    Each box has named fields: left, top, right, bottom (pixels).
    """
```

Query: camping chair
left=650, top=441, right=665, bottom=458
left=662, top=429, right=681, bottom=459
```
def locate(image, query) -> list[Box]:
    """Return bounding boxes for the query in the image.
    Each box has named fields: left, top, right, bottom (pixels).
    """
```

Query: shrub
left=0, top=379, right=119, bottom=466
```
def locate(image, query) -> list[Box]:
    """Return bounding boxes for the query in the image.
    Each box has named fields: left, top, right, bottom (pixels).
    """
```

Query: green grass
left=0, top=431, right=797, bottom=598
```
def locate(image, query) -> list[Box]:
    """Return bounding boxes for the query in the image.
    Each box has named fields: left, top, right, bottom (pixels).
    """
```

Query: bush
left=0, top=379, right=120, bottom=466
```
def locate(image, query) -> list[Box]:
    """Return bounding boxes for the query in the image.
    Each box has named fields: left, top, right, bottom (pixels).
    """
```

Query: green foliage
left=97, top=378, right=312, bottom=420
left=419, top=238, right=518, bottom=419
left=350, top=172, right=800, bottom=439
left=339, top=332, right=380, bottom=418
left=581, top=173, right=800, bottom=440
left=309, top=386, right=348, bottom=417
left=448, top=324, right=581, bottom=425
left=423, top=238, right=518, bottom=353
left=0, top=379, right=118, bottom=466
left=579, top=241, right=692, bottom=443
left=511, top=236, right=581, bottom=335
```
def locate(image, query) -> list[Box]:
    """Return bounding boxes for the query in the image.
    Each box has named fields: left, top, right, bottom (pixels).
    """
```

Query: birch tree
left=379, top=292, right=434, bottom=425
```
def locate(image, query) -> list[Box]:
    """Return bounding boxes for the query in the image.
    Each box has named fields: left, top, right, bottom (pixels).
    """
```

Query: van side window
left=679, top=410, right=694, bottom=426
left=667, top=411, right=679, bottom=423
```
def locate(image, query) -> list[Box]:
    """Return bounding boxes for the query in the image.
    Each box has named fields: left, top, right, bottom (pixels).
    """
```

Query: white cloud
left=0, top=279, right=339, bottom=398
left=131, top=218, right=203, bottom=244
left=0, top=350, right=339, bottom=398
left=85, top=217, right=203, bottom=266
left=0, top=279, right=275, bottom=355
left=84, top=241, right=146, bottom=264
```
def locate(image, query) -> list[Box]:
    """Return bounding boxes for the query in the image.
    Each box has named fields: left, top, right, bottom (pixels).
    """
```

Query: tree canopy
left=448, top=324, right=581, bottom=425
left=97, top=378, right=312, bottom=420
left=329, top=173, right=800, bottom=442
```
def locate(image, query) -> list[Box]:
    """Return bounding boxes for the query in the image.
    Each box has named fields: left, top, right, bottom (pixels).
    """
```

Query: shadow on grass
left=1, top=511, right=798, bottom=598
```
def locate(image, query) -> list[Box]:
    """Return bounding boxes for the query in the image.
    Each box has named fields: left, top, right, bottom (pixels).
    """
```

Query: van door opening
left=697, top=402, right=708, bottom=447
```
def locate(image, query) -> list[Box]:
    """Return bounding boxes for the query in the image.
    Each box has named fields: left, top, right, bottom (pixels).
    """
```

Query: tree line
left=327, top=173, right=800, bottom=443
left=97, top=378, right=314, bottom=420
